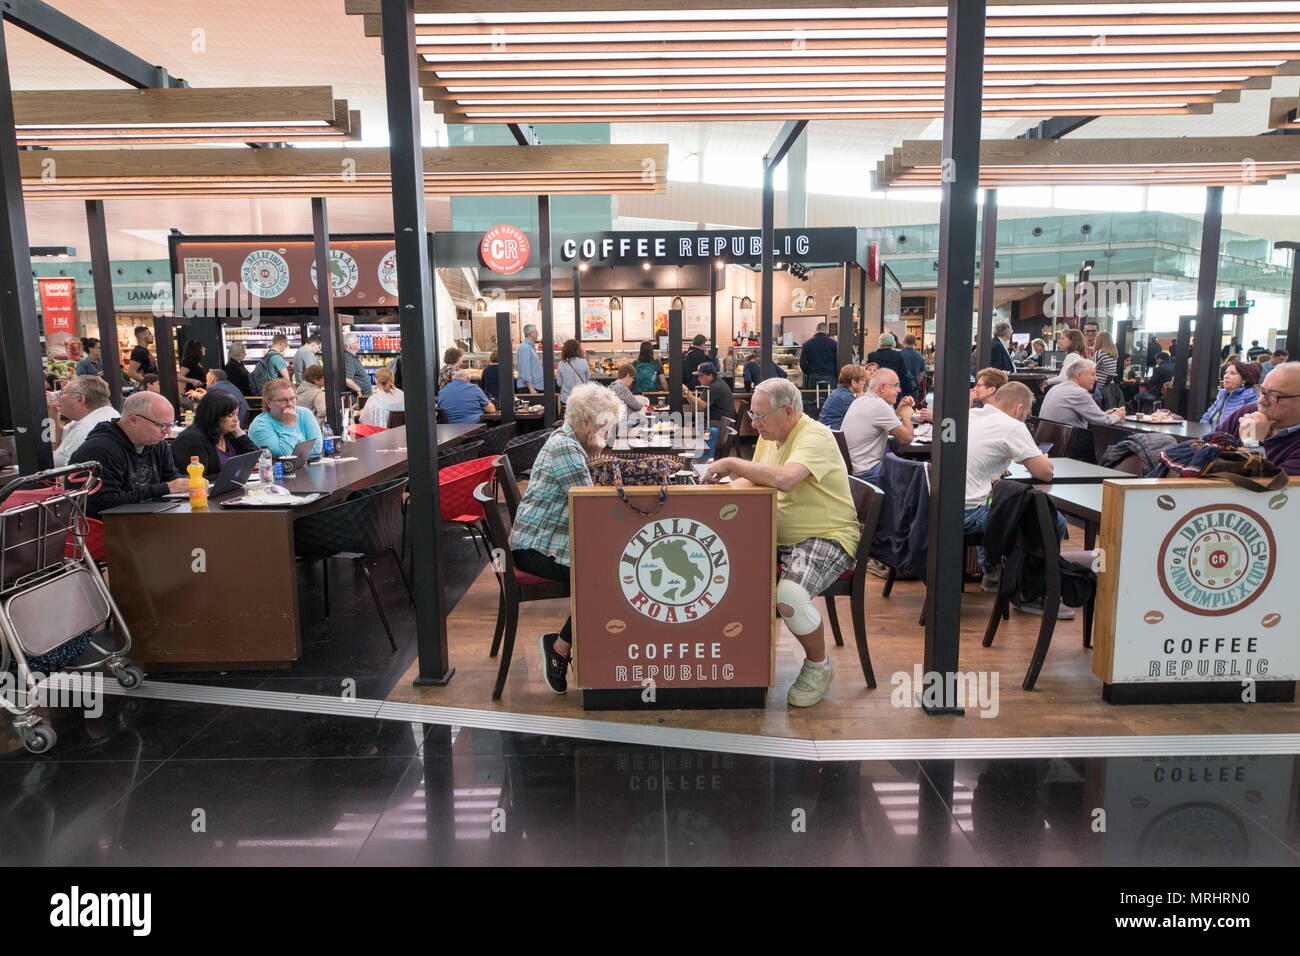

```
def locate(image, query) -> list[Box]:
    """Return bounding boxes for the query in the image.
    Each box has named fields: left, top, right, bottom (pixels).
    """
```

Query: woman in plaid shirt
left=510, top=382, right=623, bottom=694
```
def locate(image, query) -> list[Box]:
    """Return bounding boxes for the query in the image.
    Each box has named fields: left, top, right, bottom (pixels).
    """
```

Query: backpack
left=250, top=351, right=277, bottom=393
left=634, top=360, right=659, bottom=394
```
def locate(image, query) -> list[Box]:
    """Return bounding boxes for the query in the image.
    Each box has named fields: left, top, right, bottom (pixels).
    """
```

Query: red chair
left=438, top=455, right=501, bottom=557
left=348, top=423, right=386, bottom=440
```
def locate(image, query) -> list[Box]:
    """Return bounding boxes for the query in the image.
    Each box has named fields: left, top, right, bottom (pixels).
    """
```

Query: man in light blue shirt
left=516, top=324, right=543, bottom=394
left=249, top=379, right=322, bottom=456
left=438, top=369, right=497, bottom=423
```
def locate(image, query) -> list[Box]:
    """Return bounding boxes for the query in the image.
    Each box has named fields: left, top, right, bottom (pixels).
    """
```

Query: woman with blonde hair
left=360, top=365, right=405, bottom=427
left=1092, top=331, right=1119, bottom=386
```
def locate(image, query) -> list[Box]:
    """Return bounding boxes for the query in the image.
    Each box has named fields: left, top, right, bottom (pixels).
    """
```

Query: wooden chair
left=436, top=407, right=449, bottom=424
left=833, top=430, right=853, bottom=472
left=1032, top=420, right=1075, bottom=459
left=982, top=489, right=1096, bottom=691
left=494, top=453, right=523, bottom=520
left=817, top=476, right=884, bottom=687
left=387, top=410, right=406, bottom=428
left=474, top=481, right=570, bottom=700
left=713, top=417, right=737, bottom=459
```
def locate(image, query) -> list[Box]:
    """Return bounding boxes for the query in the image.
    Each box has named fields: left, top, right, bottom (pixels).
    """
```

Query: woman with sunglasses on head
left=171, top=389, right=258, bottom=477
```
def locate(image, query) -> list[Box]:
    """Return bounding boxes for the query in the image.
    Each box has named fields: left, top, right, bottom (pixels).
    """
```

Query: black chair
left=817, top=476, right=884, bottom=687
left=832, top=430, right=853, bottom=472
left=293, top=477, right=412, bottom=651
left=474, top=482, right=570, bottom=700
left=494, top=453, right=523, bottom=520
left=713, top=417, right=737, bottom=460
left=503, top=427, right=554, bottom=478
left=478, top=421, right=519, bottom=460
left=1032, top=420, right=1075, bottom=459
left=438, top=439, right=485, bottom=468
left=436, top=407, right=449, bottom=424
left=982, top=489, right=1096, bottom=691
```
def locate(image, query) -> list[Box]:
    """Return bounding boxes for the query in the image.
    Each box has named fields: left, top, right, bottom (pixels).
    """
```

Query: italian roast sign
left=569, top=487, right=775, bottom=690
left=1095, top=482, right=1296, bottom=686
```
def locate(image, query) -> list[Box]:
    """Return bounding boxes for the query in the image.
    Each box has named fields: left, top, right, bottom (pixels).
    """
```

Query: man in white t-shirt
left=841, top=368, right=928, bottom=481
left=963, top=382, right=1071, bottom=615
left=51, top=375, right=120, bottom=468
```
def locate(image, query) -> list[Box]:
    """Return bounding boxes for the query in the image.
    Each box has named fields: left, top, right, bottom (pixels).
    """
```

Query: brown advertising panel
left=173, top=238, right=399, bottom=311
left=569, top=486, right=776, bottom=705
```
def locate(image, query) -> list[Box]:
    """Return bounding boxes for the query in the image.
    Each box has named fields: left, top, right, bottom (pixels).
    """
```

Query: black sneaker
left=539, top=633, right=570, bottom=694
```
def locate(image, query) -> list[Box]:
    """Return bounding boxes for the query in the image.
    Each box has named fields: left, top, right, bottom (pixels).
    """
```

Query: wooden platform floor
left=390, top=564, right=1300, bottom=742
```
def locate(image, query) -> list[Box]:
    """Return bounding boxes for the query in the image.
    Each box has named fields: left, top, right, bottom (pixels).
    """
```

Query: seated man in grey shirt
left=1038, top=359, right=1126, bottom=462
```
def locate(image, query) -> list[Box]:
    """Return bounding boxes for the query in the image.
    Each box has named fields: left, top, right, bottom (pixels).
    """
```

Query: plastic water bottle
left=258, top=447, right=274, bottom=487
left=323, top=423, right=336, bottom=457
left=187, top=456, right=207, bottom=510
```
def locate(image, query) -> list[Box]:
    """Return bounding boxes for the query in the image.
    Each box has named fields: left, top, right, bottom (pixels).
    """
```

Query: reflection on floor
left=0, top=695, right=1295, bottom=866
left=389, top=562, right=1300, bottom=743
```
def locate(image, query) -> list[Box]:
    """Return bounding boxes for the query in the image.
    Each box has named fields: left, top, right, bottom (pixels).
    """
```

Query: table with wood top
left=100, top=424, right=482, bottom=670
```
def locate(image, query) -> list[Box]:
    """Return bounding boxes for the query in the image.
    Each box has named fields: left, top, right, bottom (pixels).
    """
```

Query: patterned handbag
left=588, top=454, right=682, bottom=516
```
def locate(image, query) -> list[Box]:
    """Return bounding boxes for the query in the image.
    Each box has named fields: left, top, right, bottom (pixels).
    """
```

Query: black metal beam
left=381, top=0, right=452, bottom=687
left=922, top=0, right=985, bottom=716
left=1115, top=318, right=1132, bottom=366
left=709, top=265, right=718, bottom=363
left=1189, top=186, right=1224, bottom=422
left=837, top=262, right=853, bottom=370
left=1275, top=242, right=1300, bottom=357
left=977, top=188, right=998, bottom=371
left=153, top=312, right=179, bottom=415
left=538, top=194, right=556, bottom=426
left=760, top=163, right=774, bottom=382
left=1169, top=314, right=1194, bottom=417
left=312, top=197, right=345, bottom=434
left=4, top=0, right=184, bottom=89
left=0, top=20, right=47, bottom=471
left=507, top=122, right=538, bottom=146
left=763, top=119, right=808, bottom=169
left=858, top=263, right=867, bottom=361
left=85, top=200, right=124, bottom=411
left=497, top=310, right=515, bottom=424
left=669, top=308, right=683, bottom=417
left=1018, top=115, right=1095, bottom=140
left=572, top=267, right=582, bottom=345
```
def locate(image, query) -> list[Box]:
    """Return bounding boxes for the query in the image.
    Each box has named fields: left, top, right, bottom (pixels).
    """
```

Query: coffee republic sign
left=620, top=517, right=730, bottom=624
left=1158, top=505, right=1276, bottom=616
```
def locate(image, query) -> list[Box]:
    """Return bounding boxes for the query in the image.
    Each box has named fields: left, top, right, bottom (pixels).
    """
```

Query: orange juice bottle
left=187, top=456, right=207, bottom=510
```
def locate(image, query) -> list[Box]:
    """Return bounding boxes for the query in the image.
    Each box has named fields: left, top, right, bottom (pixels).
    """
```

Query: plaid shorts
left=777, top=537, right=856, bottom=596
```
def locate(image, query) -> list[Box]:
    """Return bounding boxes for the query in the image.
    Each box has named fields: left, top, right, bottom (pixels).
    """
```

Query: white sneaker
left=787, top=659, right=834, bottom=707
left=981, top=573, right=1000, bottom=593
left=1012, top=599, right=1075, bottom=620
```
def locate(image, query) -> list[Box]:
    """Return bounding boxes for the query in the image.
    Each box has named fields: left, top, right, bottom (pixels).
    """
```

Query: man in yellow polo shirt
left=703, top=378, right=860, bottom=707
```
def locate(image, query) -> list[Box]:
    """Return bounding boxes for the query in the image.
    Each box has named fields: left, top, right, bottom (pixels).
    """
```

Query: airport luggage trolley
left=0, top=464, right=142, bottom=754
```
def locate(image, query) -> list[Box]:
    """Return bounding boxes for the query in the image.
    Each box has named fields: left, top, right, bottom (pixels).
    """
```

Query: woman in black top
left=179, top=339, right=207, bottom=391
left=171, top=390, right=257, bottom=477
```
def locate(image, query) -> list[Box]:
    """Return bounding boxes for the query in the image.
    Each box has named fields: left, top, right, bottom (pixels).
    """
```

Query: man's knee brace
left=776, top=579, right=821, bottom=636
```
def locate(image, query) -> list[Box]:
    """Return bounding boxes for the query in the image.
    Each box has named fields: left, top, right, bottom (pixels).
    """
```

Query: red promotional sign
left=868, top=241, right=881, bottom=282
left=38, top=277, right=77, bottom=336
left=480, top=224, right=530, bottom=274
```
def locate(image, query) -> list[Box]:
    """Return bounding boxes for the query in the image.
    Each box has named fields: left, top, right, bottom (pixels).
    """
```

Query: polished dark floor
left=3, top=525, right=1298, bottom=866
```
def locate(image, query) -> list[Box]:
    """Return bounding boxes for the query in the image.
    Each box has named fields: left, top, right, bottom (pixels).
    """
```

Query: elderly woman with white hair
left=702, top=378, right=860, bottom=709
left=514, top=382, right=624, bottom=694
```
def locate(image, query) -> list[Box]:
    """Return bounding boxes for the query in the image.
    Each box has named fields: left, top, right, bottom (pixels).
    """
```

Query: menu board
left=684, top=296, right=712, bottom=341
left=580, top=297, right=613, bottom=341
left=622, top=297, right=654, bottom=341
left=519, top=297, right=576, bottom=343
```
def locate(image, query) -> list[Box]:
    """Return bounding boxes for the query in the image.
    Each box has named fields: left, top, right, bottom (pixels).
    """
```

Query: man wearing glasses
left=249, top=379, right=323, bottom=457
left=71, top=391, right=188, bottom=518
left=702, top=378, right=860, bottom=708
left=1216, top=362, right=1300, bottom=475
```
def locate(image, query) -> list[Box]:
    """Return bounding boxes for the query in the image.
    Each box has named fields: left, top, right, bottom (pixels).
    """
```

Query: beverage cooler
left=220, top=318, right=402, bottom=386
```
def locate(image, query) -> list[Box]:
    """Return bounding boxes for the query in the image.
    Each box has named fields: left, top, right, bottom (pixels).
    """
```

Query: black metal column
left=760, top=163, right=775, bottom=382
left=858, top=263, right=867, bottom=361
left=85, top=199, right=124, bottom=410
left=153, top=313, right=179, bottom=414
left=709, top=265, right=718, bottom=362
left=381, top=0, right=451, bottom=686
left=837, top=263, right=854, bottom=370
left=538, top=195, right=556, bottom=425
left=1169, top=314, right=1194, bottom=417
left=977, top=188, right=997, bottom=370
left=497, top=310, right=515, bottom=424
left=669, top=308, right=683, bottom=417
left=1275, top=242, right=1300, bottom=357
left=0, top=21, right=51, bottom=471
left=311, top=197, right=344, bottom=434
left=922, top=0, right=985, bottom=715
left=572, top=266, right=581, bottom=346
left=1189, top=186, right=1224, bottom=422
left=1115, top=319, right=1131, bottom=366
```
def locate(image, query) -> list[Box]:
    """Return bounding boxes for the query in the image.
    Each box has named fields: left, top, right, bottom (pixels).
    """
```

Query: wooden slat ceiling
left=873, top=137, right=1300, bottom=187
left=18, top=144, right=669, bottom=199
left=346, top=0, right=1300, bottom=123
left=14, top=87, right=361, bottom=146
left=1268, top=95, right=1300, bottom=127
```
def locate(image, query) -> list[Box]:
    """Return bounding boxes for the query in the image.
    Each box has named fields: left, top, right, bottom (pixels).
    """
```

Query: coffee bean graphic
left=1131, top=796, right=1150, bottom=810
left=719, top=503, right=739, bottom=520
left=722, top=621, right=743, bottom=637
left=1269, top=492, right=1287, bottom=511
left=1262, top=613, right=1281, bottom=628
left=1143, top=610, right=1164, bottom=624
left=1157, top=495, right=1176, bottom=511
left=606, top=619, right=626, bottom=633
left=623, top=576, right=635, bottom=585
left=713, top=575, right=725, bottom=584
